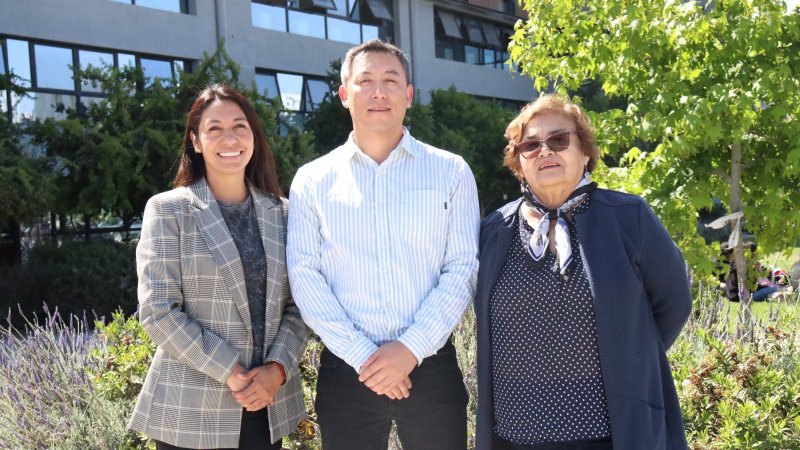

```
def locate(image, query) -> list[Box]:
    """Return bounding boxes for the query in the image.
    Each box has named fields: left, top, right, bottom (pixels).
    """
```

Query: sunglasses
left=515, top=130, right=574, bottom=159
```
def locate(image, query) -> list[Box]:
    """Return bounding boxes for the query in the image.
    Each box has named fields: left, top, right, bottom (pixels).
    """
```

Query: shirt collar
left=342, top=127, right=417, bottom=161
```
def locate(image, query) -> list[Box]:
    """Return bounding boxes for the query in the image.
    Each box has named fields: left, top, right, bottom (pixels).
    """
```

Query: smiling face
left=338, top=51, right=413, bottom=139
left=191, top=99, right=254, bottom=185
left=520, top=112, right=590, bottom=205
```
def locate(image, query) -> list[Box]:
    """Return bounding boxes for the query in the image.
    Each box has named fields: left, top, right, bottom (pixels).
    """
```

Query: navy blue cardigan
left=475, top=189, right=692, bottom=450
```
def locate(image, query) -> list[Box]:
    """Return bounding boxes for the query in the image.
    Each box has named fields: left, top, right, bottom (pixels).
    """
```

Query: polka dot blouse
left=489, top=198, right=611, bottom=445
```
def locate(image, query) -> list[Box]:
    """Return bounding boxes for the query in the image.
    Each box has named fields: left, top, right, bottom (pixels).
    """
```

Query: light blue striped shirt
left=287, top=129, right=480, bottom=372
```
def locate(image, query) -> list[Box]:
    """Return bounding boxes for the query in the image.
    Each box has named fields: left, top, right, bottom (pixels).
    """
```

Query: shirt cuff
left=396, top=327, right=430, bottom=366
left=342, top=337, right=379, bottom=375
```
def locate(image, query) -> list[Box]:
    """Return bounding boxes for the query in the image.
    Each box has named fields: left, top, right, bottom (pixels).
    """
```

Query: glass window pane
left=288, top=10, right=326, bottom=39
left=327, top=17, right=361, bottom=44
left=463, top=19, right=485, bottom=44
left=7, top=39, right=32, bottom=87
left=305, top=78, right=329, bottom=111
left=256, top=73, right=280, bottom=99
left=276, top=73, right=303, bottom=110
left=481, top=22, right=502, bottom=48
left=483, top=48, right=494, bottom=67
left=364, top=0, right=392, bottom=21
left=34, top=44, right=75, bottom=90
left=437, top=11, right=462, bottom=39
left=118, top=53, right=136, bottom=68
left=1, top=41, right=5, bottom=74
left=135, top=0, right=182, bottom=13
left=361, top=24, right=379, bottom=42
left=329, top=0, right=347, bottom=16
left=12, top=91, right=76, bottom=123
left=140, top=58, right=173, bottom=86
left=465, top=45, right=480, bottom=65
left=79, top=50, right=114, bottom=92
left=252, top=3, right=287, bottom=32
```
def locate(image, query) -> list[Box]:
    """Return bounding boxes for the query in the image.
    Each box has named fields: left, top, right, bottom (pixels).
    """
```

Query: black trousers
left=493, top=434, right=613, bottom=450
left=154, top=408, right=282, bottom=450
left=315, top=340, right=469, bottom=450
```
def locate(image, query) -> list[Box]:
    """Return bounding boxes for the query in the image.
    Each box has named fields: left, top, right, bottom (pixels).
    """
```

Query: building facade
left=0, top=0, right=535, bottom=123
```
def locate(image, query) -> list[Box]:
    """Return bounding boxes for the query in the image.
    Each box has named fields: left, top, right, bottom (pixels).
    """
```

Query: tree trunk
left=50, top=211, right=58, bottom=243
left=83, top=213, right=92, bottom=242
left=729, top=142, right=753, bottom=334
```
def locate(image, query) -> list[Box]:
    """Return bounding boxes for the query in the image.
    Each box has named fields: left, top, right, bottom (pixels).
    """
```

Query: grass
left=724, top=297, right=798, bottom=323
left=765, top=247, right=800, bottom=272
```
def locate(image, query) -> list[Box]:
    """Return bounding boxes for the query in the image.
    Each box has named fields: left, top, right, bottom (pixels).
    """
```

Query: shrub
left=0, top=241, right=137, bottom=327
left=0, top=308, right=131, bottom=449
left=671, top=287, right=800, bottom=449
left=87, top=310, right=154, bottom=449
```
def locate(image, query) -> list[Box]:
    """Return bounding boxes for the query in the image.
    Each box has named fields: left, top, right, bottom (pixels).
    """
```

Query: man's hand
left=231, top=363, right=285, bottom=411
left=358, top=341, right=417, bottom=399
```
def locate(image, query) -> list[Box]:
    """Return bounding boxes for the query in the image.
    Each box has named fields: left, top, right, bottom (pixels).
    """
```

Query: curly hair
left=503, top=94, right=599, bottom=182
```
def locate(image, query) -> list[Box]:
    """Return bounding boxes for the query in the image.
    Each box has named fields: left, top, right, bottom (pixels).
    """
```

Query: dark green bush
left=0, top=240, right=137, bottom=327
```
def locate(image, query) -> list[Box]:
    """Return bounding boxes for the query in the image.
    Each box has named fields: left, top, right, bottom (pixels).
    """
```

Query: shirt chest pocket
left=395, top=189, right=448, bottom=245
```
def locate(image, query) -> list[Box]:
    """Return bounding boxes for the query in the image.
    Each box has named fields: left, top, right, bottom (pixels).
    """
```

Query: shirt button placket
left=375, top=165, right=393, bottom=327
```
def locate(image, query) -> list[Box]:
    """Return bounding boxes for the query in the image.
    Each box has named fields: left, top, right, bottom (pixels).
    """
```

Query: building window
left=434, top=9, right=512, bottom=70
left=256, top=69, right=331, bottom=133
left=251, top=0, right=393, bottom=44
left=34, top=44, right=75, bottom=90
left=110, top=0, right=189, bottom=14
left=1, top=37, right=187, bottom=123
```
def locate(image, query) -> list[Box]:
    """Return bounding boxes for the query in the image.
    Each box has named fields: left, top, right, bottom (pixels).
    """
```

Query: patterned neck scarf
left=522, top=173, right=597, bottom=278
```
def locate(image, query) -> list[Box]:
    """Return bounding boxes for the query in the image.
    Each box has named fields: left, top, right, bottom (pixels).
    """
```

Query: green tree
left=26, top=42, right=315, bottom=237
left=509, top=0, right=800, bottom=324
left=304, top=60, right=351, bottom=155
left=0, top=74, right=54, bottom=263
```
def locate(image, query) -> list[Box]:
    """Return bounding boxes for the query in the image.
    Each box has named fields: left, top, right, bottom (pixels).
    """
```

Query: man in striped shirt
left=287, top=39, right=480, bottom=449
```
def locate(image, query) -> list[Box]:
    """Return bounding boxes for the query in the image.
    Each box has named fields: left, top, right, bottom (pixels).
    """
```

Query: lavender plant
left=0, top=305, right=130, bottom=449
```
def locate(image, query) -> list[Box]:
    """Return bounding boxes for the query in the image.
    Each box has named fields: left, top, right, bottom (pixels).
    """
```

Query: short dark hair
left=340, top=39, right=411, bottom=86
left=173, top=83, right=283, bottom=200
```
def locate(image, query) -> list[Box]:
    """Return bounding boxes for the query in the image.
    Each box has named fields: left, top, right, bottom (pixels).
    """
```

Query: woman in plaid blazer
left=128, top=84, right=309, bottom=449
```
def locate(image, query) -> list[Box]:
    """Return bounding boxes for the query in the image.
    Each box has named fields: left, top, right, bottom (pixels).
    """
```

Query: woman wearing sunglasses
left=475, top=95, right=692, bottom=450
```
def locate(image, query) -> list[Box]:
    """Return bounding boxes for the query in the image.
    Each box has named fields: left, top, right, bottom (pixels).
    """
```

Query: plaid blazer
left=128, top=178, right=309, bottom=448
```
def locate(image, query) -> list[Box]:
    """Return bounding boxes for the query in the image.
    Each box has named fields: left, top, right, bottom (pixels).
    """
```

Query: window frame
left=0, top=35, right=189, bottom=122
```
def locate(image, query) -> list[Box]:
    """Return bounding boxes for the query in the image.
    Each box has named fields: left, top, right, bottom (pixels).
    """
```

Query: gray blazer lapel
left=251, top=187, right=283, bottom=336
left=188, top=179, right=252, bottom=332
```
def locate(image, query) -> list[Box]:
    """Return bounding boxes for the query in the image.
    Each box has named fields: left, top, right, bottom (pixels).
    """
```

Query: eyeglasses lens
left=518, top=131, right=571, bottom=159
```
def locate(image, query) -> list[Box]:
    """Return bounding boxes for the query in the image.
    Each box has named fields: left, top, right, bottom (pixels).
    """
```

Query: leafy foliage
left=21, top=41, right=316, bottom=228
left=0, top=241, right=138, bottom=327
left=0, top=309, right=132, bottom=449
left=88, top=310, right=155, bottom=403
left=0, top=74, right=54, bottom=228
left=304, top=60, right=351, bottom=156
left=671, top=289, right=800, bottom=449
left=509, top=0, right=800, bottom=283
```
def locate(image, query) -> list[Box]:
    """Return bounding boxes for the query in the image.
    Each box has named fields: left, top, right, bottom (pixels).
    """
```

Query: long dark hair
left=173, top=83, right=283, bottom=199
